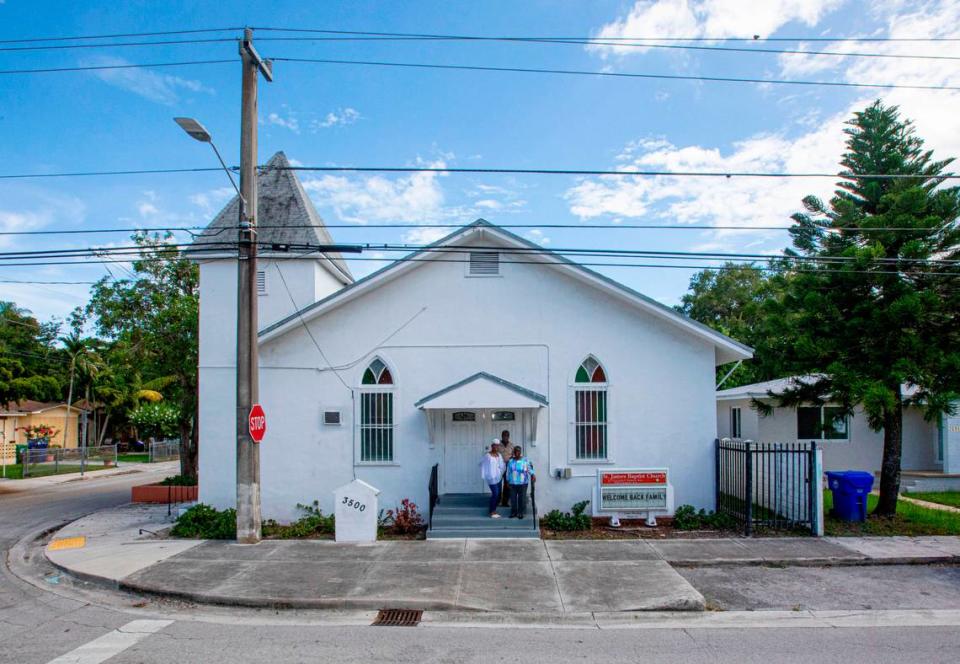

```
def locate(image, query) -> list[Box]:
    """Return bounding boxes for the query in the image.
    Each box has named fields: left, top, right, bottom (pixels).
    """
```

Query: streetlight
left=174, top=117, right=245, bottom=210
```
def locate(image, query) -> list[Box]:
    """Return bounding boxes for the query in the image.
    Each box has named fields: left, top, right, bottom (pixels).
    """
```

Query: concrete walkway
left=898, top=493, right=960, bottom=514
left=43, top=505, right=960, bottom=614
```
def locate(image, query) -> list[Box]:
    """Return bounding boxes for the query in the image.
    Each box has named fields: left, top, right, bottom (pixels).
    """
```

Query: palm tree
left=59, top=333, right=101, bottom=449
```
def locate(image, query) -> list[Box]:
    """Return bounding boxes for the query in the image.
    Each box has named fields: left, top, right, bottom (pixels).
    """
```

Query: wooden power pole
left=236, top=28, right=272, bottom=544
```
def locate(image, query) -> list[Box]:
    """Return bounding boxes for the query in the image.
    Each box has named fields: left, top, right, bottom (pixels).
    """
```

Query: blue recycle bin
left=826, top=471, right=875, bottom=522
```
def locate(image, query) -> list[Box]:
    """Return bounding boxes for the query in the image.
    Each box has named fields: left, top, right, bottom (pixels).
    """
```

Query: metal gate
left=716, top=439, right=819, bottom=535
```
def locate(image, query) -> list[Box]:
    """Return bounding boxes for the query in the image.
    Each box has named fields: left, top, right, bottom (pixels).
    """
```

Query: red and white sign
left=248, top=403, right=267, bottom=443
left=601, top=471, right=667, bottom=486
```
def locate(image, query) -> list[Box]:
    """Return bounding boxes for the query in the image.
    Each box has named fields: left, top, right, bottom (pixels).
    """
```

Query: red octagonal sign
left=248, top=403, right=266, bottom=443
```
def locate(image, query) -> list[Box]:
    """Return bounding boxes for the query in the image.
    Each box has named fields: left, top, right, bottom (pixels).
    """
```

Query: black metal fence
left=428, top=463, right=439, bottom=530
left=716, top=438, right=819, bottom=535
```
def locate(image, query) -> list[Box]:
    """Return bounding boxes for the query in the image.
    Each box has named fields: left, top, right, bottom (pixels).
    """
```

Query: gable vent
left=468, top=251, right=500, bottom=276
left=256, top=270, right=267, bottom=295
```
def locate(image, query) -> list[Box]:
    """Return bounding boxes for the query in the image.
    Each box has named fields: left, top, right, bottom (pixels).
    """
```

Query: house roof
left=415, top=372, right=549, bottom=409
left=259, top=220, right=754, bottom=365
left=0, top=400, right=87, bottom=416
left=187, top=151, right=353, bottom=284
left=717, top=375, right=921, bottom=401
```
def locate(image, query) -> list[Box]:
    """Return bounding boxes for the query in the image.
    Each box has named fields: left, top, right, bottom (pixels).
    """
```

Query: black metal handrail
left=428, top=463, right=439, bottom=530
left=530, top=477, right=538, bottom=528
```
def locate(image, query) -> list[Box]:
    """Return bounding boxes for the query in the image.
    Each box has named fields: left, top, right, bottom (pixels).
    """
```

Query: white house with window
left=717, top=376, right=960, bottom=491
left=190, top=152, right=753, bottom=523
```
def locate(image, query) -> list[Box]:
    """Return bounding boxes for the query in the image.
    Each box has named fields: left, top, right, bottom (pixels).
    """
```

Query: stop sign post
left=248, top=403, right=266, bottom=443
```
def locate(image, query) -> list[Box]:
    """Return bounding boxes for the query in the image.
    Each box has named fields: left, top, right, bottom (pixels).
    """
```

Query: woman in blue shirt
left=506, top=446, right=535, bottom=519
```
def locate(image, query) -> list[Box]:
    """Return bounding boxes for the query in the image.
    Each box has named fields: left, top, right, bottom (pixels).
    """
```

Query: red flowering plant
left=382, top=498, right=424, bottom=535
left=17, top=424, right=59, bottom=441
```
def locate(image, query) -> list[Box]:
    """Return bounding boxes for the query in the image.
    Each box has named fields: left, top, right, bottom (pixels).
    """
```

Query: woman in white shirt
left=480, top=441, right=506, bottom=518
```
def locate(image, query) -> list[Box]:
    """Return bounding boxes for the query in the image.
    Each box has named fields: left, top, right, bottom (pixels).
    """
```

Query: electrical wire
left=270, top=56, right=960, bottom=92
left=253, top=33, right=960, bottom=62
left=0, top=27, right=245, bottom=45
left=0, top=37, right=238, bottom=52
left=252, top=27, right=960, bottom=44
left=3, top=164, right=959, bottom=180
left=0, top=59, right=235, bottom=76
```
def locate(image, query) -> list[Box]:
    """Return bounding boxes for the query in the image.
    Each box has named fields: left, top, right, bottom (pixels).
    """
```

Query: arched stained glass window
left=573, top=356, right=608, bottom=460
left=359, top=359, right=394, bottom=462
left=362, top=358, right=393, bottom=385
left=575, top=356, right=607, bottom=383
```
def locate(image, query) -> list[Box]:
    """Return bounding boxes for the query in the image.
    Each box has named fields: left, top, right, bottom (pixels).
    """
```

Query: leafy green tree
left=87, top=232, right=199, bottom=478
left=677, top=263, right=786, bottom=387
left=0, top=301, right=62, bottom=404
left=59, top=326, right=102, bottom=448
left=772, top=101, right=960, bottom=516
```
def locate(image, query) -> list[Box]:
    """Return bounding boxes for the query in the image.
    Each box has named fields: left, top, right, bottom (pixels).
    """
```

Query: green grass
left=0, top=463, right=113, bottom=480
left=824, top=490, right=960, bottom=536
left=905, top=492, right=960, bottom=509
left=118, top=454, right=149, bottom=464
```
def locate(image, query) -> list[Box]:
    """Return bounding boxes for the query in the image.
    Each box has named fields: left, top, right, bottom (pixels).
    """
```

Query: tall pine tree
left=772, top=101, right=960, bottom=516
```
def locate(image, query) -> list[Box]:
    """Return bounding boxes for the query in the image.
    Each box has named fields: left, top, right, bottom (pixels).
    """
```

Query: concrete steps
left=428, top=493, right=539, bottom=540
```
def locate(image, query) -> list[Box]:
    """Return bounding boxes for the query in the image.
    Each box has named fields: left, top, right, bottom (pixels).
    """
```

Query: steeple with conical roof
left=189, top=151, right=353, bottom=284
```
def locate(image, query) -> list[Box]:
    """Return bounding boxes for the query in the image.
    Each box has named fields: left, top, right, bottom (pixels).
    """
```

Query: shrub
left=381, top=498, right=424, bottom=536
left=673, top=504, right=735, bottom=531
left=542, top=500, right=592, bottom=531
left=263, top=501, right=335, bottom=539
left=159, top=474, right=198, bottom=486
left=171, top=504, right=236, bottom=539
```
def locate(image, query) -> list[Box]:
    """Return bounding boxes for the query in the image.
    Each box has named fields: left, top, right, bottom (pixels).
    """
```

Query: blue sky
left=3, top=0, right=959, bottom=323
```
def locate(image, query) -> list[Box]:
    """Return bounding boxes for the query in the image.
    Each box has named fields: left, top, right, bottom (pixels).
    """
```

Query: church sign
left=597, top=468, right=669, bottom=511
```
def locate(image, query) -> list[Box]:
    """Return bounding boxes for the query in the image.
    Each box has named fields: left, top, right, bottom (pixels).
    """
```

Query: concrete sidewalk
left=0, top=461, right=179, bottom=493
left=43, top=505, right=960, bottom=614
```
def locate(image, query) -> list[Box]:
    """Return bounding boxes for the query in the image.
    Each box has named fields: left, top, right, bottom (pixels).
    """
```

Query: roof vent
left=468, top=251, right=499, bottom=276
left=256, top=270, right=267, bottom=295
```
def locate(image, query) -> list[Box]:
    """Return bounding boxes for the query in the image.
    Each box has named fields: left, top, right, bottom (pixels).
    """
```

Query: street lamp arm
left=208, top=141, right=246, bottom=207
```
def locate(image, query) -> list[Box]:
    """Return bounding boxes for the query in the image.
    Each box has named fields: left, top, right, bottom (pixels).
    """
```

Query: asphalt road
left=2, top=473, right=960, bottom=664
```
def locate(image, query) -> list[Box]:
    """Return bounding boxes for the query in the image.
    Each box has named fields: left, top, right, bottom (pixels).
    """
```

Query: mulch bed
left=541, top=517, right=736, bottom=540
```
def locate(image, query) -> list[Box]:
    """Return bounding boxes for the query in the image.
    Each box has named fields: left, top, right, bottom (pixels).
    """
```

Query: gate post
left=744, top=441, right=753, bottom=536
left=714, top=438, right=721, bottom=512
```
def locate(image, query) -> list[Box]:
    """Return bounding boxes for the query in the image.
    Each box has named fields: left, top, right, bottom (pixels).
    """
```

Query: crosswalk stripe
left=46, top=619, right=173, bottom=664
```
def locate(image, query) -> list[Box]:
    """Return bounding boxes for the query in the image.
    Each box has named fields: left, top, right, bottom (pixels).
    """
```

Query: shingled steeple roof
left=189, top=151, right=353, bottom=283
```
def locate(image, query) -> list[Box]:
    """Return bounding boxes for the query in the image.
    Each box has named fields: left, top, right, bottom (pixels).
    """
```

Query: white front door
left=443, top=410, right=486, bottom=494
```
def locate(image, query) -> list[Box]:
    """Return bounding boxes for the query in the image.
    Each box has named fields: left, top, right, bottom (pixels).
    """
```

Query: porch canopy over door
left=416, top=372, right=548, bottom=450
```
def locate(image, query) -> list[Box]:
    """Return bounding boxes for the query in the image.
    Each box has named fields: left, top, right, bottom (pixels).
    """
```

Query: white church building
left=191, top=152, right=753, bottom=527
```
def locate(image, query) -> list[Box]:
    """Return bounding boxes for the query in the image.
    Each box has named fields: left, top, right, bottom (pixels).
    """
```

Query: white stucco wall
left=199, top=236, right=725, bottom=522
left=197, top=257, right=347, bottom=512
left=714, top=399, right=940, bottom=474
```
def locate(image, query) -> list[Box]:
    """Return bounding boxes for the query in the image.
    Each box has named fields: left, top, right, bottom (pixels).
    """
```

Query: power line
left=0, top=37, right=238, bottom=52
left=270, top=56, right=960, bottom=92
left=253, top=26, right=960, bottom=44
left=0, top=59, right=234, bottom=76
left=254, top=33, right=960, bottom=62
left=3, top=164, right=959, bottom=180
left=0, top=27, right=244, bottom=45
left=3, top=222, right=953, bottom=237
left=0, top=279, right=96, bottom=285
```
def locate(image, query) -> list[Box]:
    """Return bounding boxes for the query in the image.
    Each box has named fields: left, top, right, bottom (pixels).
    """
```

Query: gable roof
left=0, top=400, right=87, bottom=416
left=717, top=375, right=921, bottom=401
left=187, top=151, right=353, bottom=284
left=259, top=219, right=753, bottom=365
left=415, top=372, right=549, bottom=409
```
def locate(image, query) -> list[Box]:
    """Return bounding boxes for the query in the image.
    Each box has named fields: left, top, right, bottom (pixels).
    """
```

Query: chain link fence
left=21, top=444, right=118, bottom=478
left=148, top=439, right=180, bottom=463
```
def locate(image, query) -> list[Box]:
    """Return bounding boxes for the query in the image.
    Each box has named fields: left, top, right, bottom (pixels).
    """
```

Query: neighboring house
left=716, top=377, right=960, bottom=490
left=0, top=400, right=87, bottom=451
left=190, top=152, right=753, bottom=522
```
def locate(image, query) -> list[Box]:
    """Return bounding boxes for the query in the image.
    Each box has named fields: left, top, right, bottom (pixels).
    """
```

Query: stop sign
left=248, top=403, right=266, bottom=443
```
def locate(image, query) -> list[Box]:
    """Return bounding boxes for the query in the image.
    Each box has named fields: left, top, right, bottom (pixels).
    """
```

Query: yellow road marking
left=48, top=536, right=86, bottom=551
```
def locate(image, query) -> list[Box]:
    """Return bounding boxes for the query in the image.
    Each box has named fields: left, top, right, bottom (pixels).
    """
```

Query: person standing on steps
left=498, top=430, right=514, bottom=507
left=480, top=441, right=506, bottom=518
left=506, top=445, right=535, bottom=519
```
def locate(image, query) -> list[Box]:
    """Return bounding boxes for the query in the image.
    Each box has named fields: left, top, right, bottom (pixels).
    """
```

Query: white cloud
left=571, top=1, right=960, bottom=253
left=85, top=56, right=213, bottom=105
left=402, top=226, right=452, bottom=244
left=267, top=112, right=300, bottom=133
left=474, top=199, right=502, bottom=210
left=313, top=107, right=361, bottom=130
left=304, top=158, right=449, bottom=224
left=590, top=0, right=845, bottom=57
left=525, top=229, right=552, bottom=245
left=0, top=192, right=86, bottom=250
left=189, top=186, right=235, bottom=216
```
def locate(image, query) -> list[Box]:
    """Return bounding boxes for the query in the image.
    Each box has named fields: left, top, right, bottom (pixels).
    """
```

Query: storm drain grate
left=372, top=608, right=423, bottom=627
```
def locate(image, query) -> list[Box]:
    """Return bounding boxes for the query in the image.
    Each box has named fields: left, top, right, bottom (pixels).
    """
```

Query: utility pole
left=236, top=28, right=272, bottom=544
